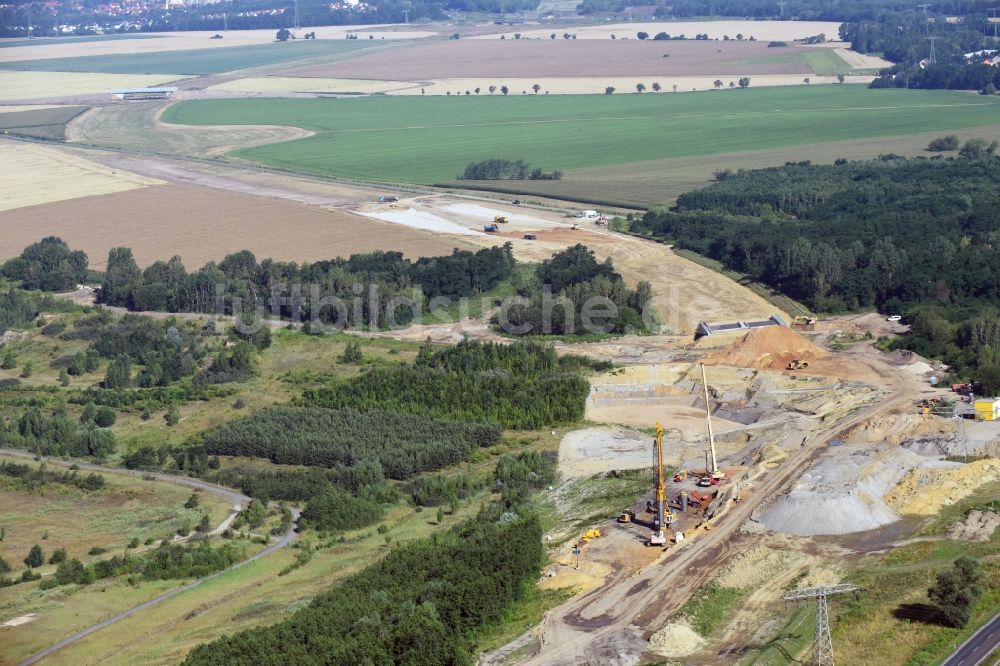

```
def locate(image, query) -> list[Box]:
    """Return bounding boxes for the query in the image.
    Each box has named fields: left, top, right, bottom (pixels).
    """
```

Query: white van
left=576, top=210, right=600, bottom=219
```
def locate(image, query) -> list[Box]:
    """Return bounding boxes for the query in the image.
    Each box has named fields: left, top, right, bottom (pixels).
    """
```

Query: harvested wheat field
left=285, top=39, right=819, bottom=80
left=707, top=326, right=827, bottom=370
left=476, top=20, right=843, bottom=42
left=0, top=140, right=161, bottom=212
left=0, top=71, right=182, bottom=101
left=0, top=184, right=469, bottom=269
left=0, top=26, right=433, bottom=63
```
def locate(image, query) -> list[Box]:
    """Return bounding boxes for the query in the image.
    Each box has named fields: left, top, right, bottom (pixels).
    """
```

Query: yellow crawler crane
left=649, top=423, right=667, bottom=546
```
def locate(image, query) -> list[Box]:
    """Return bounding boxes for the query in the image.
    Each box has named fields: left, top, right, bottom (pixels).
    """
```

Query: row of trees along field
left=302, top=338, right=596, bottom=428
left=627, top=149, right=1000, bottom=392
left=183, top=451, right=552, bottom=665
left=496, top=244, right=652, bottom=336
left=99, top=244, right=516, bottom=325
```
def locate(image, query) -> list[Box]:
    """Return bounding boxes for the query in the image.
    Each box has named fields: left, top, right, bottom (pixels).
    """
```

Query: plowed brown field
left=0, top=184, right=467, bottom=269
left=284, top=40, right=815, bottom=79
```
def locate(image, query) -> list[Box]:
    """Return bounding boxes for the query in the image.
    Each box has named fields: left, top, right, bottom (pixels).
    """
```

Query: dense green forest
left=627, top=150, right=1000, bottom=390
left=203, top=406, right=501, bottom=478
left=184, top=484, right=543, bottom=664
left=303, top=339, right=594, bottom=428
left=99, top=244, right=516, bottom=328
left=496, top=245, right=652, bottom=336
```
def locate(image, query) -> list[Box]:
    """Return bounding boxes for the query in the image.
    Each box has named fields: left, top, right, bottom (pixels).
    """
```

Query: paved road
left=940, top=611, right=1000, bottom=666
left=0, top=449, right=299, bottom=666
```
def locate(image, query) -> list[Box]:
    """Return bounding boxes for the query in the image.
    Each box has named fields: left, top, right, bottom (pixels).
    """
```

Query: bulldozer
left=494, top=215, right=509, bottom=224
left=617, top=510, right=634, bottom=524
left=787, top=359, right=809, bottom=370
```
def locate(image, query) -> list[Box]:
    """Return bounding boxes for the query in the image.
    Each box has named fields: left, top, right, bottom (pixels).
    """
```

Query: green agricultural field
left=163, top=87, right=1000, bottom=192
left=0, top=40, right=381, bottom=75
left=743, top=48, right=858, bottom=76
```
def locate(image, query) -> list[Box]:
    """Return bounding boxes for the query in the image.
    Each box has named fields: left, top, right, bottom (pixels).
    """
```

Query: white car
left=887, top=315, right=902, bottom=322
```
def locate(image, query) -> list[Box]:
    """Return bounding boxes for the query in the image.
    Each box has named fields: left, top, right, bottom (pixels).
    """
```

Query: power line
left=926, top=35, right=939, bottom=63
left=917, top=3, right=931, bottom=34
left=784, top=584, right=861, bottom=666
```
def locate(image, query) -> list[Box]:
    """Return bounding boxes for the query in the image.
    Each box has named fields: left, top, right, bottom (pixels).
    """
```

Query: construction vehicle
left=697, top=476, right=712, bottom=487
left=790, top=315, right=817, bottom=330
left=494, top=215, right=509, bottom=224
left=523, top=233, right=537, bottom=240
left=617, top=509, right=634, bottom=523
left=484, top=224, right=500, bottom=233
left=648, top=423, right=668, bottom=546
left=786, top=359, right=809, bottom=370
left=581, top=528, right=602, bottom=542
left=377, top=195, right=398, bottom=203
left=571, top=223, right=580, bottom=230
left=673, top=469, right=687, bottom=482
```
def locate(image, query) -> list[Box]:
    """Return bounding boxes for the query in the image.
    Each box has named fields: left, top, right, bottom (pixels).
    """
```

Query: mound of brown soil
left=709, top=326, right=826, bottom=370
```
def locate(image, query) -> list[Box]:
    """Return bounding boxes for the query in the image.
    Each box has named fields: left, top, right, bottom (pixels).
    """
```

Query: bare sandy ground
left=0, top=182, right=465, bottom=269
left=285, top=40, right=820, bottom=79
left=0, top=72, right=183, bottom=101
left=0, top=26, right=435, bottom=62
left=473, top=20, right=843, bottom=42
left=828, top=46, right=893, bottom=70
left=558, top=427, right=656, bottom=479
left=0, top=139, right=161, bottom=212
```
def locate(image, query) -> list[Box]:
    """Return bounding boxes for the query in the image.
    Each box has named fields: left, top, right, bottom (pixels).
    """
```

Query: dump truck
left=377, top=195, right=398, bottom=203
left=787, top=359, right=809, bottom=370
left=484, top=224, right=500, bottom=233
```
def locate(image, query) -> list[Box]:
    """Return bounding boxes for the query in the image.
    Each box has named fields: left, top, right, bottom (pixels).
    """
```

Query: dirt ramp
left=708, top=326, right=826, bottom=370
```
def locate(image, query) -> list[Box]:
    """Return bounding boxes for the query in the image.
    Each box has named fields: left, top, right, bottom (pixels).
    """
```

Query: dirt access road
left=0, top=448, right=300, bottom=666
left=489, top=344, right=923, bottom=665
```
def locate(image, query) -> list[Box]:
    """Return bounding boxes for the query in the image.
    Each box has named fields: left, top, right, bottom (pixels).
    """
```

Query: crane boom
left=701, top=364, right=719, bottom=474
left=655, top=422, right=665, bottom=530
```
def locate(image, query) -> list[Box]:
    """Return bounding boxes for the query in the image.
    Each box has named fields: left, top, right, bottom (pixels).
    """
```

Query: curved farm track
left=0, top=449, right=300, bottom=666
left=66, top=101, right=312, bottom=157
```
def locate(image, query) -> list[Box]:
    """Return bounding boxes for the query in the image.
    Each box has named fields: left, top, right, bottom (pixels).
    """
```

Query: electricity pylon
left=926, top=36, right=938, bottom=63
left=783, top=584, right=860, bottom=666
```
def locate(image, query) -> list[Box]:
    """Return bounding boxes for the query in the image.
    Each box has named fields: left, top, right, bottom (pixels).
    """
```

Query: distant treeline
left=1, top=0, right=538, bottom=37
left=98, top=244, right=516, bottom=326
left=302, top=339, right=594, bottom=429
left=871, top=60, right=1000, bottom=93
left=626, top=150, right=1000, bottom=390
left=459, top=159, right=563, bottom=181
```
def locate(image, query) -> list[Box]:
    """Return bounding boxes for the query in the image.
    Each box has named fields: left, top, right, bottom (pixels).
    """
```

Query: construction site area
left=485, top=318, right=1000, bottom=666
